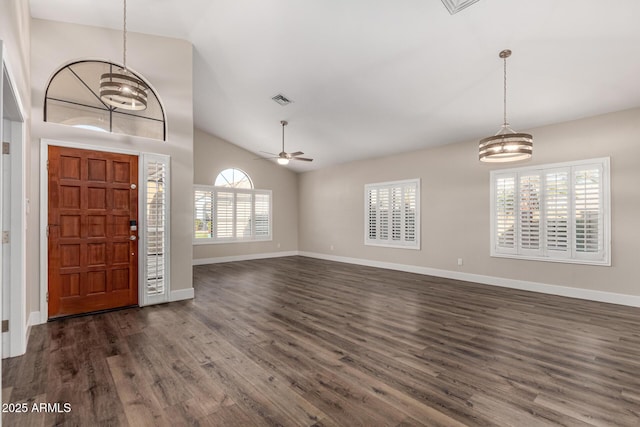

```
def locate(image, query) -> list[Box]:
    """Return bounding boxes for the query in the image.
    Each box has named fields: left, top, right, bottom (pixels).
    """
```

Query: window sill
left=365, top=241, right=421, bottom=250
left=490, top=252, right=611, bottom=267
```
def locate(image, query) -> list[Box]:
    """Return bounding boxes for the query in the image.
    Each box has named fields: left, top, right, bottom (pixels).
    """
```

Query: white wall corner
left=170, top=288, right=195, bottom=302
left=298, top=251, right=640, bottom=308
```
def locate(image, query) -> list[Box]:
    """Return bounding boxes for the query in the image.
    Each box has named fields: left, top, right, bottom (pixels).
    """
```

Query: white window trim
left=490, top=157, right=611, bottom=266
left=193, top=185, right=273, bottom=244
left=364, top=178, right=420, bottom=250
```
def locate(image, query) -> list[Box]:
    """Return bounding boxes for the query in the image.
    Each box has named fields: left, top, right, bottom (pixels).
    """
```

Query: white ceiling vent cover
left=271, top=93, right=293, bottom=106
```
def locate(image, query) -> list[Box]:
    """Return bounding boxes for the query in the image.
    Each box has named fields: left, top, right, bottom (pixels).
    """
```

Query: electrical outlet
left=457, top=258, right=463, bottom=266
left=330, top=245, right=334, bottom=251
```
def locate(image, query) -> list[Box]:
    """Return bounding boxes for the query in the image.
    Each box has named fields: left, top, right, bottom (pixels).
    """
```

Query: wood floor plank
left=3, top=256, right=640, bottom=426
left=106, top=353, right=170, bottom=427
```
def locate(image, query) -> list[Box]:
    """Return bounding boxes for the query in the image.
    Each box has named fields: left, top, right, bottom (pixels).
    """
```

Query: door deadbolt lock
left=131, top=184, right=137, bottom=189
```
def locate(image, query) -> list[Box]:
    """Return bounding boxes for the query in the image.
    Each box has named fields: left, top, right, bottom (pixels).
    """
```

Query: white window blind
left=490, top=158, right=610, bottom=265
left=574, top=165, right=604, bottom=260
left=544, top=169, right=569, bottom=257
left=141, top=153, right=170, bottom=306
left=255, top=193, right=270, bottom=238
left=193, top=185, right=272, bottom=243
left=495, top=175, right=516, bottom=252
left=518, top=174, right=541, bottom=254
left=365, top=179, right=420, bottom=249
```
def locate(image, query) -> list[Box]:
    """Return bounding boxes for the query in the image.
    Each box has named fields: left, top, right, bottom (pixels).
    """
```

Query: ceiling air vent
left=271, top=93, right=293, bottom=106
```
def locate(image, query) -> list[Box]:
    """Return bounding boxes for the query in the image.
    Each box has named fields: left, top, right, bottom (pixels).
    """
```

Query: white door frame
left=1, top=41, right=28, bottom=358
left=40, top=139, right=170, bottom=322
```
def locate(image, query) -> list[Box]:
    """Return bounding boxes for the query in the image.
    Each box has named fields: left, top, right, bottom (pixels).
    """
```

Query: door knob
left=130, top=235, right=137, bottom=241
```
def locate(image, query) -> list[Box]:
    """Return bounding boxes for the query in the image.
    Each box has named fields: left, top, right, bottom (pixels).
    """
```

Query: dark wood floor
left=3, top=256, right=640, bottom=426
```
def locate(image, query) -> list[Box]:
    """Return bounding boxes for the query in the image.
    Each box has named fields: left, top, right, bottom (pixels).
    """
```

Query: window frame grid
left=490, top=157, right=610, bottom=266
left=193, top=185, right=272, bottom=244
left=364, top=178, right=420, bottom=250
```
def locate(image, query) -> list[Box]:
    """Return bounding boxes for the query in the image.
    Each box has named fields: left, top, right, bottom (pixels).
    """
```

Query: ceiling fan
left=260, top=120, right=313, bottom=165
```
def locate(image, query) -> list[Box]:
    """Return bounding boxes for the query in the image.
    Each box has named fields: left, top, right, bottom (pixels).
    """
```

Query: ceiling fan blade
left=292, top=157, right=313, bottom=162
left=289, top=151, right=304, bottom=157
left=260, top=150, right=277, bottom=156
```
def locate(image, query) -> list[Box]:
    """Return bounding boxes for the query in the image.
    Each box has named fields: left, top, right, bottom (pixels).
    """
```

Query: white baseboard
left=29, top=311, right=43, bottom=327
left=22, top=311, right=43, bottom=356
left=2, top=333, right=8, bottom=358
left=298, top=251, right=640, bottom=308
left=193, top=251, right=299, bottom=266
left=170, top=287, right=195, bottom=302
left=1, top=312, right=39, bottom=359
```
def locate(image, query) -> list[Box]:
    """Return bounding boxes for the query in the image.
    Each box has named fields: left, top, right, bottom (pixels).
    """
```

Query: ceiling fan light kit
left=99, top=0, right=148, bottom=111
left=259, top=120, right=313, bottom=166
left=479, top=49, right=533, bottom=163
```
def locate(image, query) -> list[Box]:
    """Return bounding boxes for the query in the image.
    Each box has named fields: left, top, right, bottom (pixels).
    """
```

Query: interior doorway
left=1, top=45, right=27, bottom=358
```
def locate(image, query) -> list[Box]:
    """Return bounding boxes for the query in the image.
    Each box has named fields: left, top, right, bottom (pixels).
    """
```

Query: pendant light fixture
left=479, top=49, right=532, bottom=162
left=99, top=0, right=148, bottom=111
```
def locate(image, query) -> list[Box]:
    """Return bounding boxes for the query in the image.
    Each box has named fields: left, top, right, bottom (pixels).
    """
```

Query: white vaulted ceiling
left=30, top=0, right=640, bottom=170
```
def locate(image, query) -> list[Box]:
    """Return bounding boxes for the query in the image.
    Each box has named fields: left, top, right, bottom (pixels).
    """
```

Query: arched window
left=44, top=60, right=166, bottom=141
left=194, top=168, right=271, bottom=243
left=214, top=168, right=253, bottom=189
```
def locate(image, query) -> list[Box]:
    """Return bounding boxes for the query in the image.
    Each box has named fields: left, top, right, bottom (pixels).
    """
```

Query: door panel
left=48, top=146, right=138, bottom=319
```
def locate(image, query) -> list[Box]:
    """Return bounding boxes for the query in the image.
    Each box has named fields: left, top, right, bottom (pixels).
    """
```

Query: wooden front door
left=48, top=146, right=138, bottom=319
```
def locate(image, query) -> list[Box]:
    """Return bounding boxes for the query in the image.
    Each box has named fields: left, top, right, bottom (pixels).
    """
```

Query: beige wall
left=30, top=19, right=194, bottom=314
left=299, top=107, right=640, bottom=297
left=193, top=129, right=299, bottom=261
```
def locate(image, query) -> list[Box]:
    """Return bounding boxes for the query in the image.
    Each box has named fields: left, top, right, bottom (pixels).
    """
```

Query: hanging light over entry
left=99, top=0, right=148, bottom=111
left=479, top=49, right=532, bottom=162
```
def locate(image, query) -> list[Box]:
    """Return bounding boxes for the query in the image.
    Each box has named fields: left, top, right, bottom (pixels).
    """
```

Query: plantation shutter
left=573, top=165, right=603, bottom=260
left=367, top=189, right=378, bottom=240
left=235, top=192, right=252, bottom=239
left=490, top=158, right=609, bottom=265
left=141, top=154, right=170, bottom=306
left=254, top=192, right=271, bottom=238
left=518, top=173, right=541, bottom=254
left=494, top=174, right=516, bottom=253
left=378, top=187, right=390, bottom=241
left=391, top=186, right=402, bottom=241
left=544, top=169, right=570, bottom=258
left=194, top=189, right=213, bottom=239
left=215, top=191, right=234, bottom=239
left=194, top=186, right=272, bottom=243
left=403, top=184, right=417, bottom=243
left=365, top=179, right=420, bottom=248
